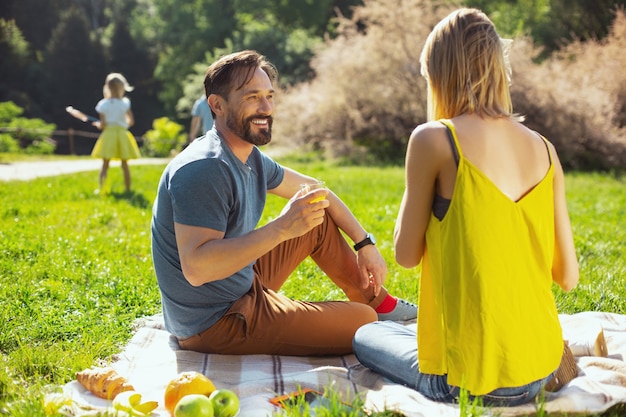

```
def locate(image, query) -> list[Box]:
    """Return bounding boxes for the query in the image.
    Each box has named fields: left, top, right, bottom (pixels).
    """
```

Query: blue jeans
left=352, top=321, right=554, bottom=407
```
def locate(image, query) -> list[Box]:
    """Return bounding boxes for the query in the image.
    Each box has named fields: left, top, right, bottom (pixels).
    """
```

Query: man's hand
left=274, top=187, right=330, bottom=240
left=356, top=245, right=387, bottom=296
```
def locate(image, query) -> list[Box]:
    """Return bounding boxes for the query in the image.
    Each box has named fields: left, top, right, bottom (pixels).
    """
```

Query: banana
left=112, top=390, right=159, bottom=416
left=133, top=400, right=160, bottom=415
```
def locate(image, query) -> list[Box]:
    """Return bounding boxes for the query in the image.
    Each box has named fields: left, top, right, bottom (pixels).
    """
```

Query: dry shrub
left=275, top=1, right=626, bottom=170
left=510, top=9, right=626, bottom=171
left=274, top=0, right=454, bottom=163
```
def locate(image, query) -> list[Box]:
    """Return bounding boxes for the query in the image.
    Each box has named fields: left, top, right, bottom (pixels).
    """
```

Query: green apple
left=209, top=389, right=240, bottom=417
left=174, top=394, right=214, bottom=417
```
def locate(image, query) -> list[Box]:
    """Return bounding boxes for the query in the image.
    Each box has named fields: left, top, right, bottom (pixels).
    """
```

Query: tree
left=226, top=12, right=322, bottom=85
left=535, top=0, right=626, bottom=55
left=151, top=0, right=361, bottom=115
left=234, top=0, right=361, bottom=33
left=151, top=0, right=237, bottom=114
left=271, top=1, right=329, bottom=31
left=465, top=0, right=626, bottom=58
left=42, top=7, right=108, bottom=128
left=0, top=19, right=32, bottom=110
left=0, top=0, right=73, bottom=55
left=175, top=13, right=323, bottom=120
left=73, top=0, right=107, bottom=31
left=108, top=16, right=161, bottom=134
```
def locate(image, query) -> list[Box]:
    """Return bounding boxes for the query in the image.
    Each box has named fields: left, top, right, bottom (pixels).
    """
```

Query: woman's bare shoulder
left=410, top=120, right=447, bottom=136
left=407, top=121, right=452, bottom=161
left=409, top=121, right=449, bottom=148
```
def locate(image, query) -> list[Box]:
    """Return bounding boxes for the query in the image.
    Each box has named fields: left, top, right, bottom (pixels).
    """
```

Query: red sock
left=375, top=295, right=398, bottom=314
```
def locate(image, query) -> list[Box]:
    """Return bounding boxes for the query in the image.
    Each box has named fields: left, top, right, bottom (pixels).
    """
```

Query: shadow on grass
left=111, top=190, right=152, bottom=209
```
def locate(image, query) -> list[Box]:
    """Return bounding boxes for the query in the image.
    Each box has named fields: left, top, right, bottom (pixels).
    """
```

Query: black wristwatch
left=353, top=233, right=376, bottom=251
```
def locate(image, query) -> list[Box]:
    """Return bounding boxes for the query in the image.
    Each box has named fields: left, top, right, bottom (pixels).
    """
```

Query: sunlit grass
left=0, top=157, right=624, bottom=416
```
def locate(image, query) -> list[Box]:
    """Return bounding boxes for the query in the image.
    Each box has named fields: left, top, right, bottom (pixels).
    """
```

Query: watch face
left=368, top=234, right=376, bottom=245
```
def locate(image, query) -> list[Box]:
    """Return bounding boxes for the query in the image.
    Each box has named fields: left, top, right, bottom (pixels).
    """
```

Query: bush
left=24, top=138, right=56, bottom=155
left=142, top=117, right=186, bottom=157
left=275, top=0, right=626, bottom=171
left=0, top=101, right=57, bottom=155
left=0, top=133, right=19, bottom=152
left=275, top=0, right=448, bottom=164
left=509, top=11, right=626, bottom=171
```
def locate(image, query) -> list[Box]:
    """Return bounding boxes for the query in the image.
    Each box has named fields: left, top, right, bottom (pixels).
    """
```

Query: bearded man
left=151, top=50, right=416, bottom=356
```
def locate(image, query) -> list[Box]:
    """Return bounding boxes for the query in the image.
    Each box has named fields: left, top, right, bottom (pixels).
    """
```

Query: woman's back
left=437, top=114, right=551, bottom=203
left=414, top=116, right=564, bottom=394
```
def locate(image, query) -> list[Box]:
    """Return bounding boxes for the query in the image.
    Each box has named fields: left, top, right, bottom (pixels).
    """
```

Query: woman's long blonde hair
left=420, top=8, right=519, bottom=121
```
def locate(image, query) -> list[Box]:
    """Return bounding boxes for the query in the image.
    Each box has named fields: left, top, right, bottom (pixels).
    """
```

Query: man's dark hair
left=204, top=50, right=278, bottom=100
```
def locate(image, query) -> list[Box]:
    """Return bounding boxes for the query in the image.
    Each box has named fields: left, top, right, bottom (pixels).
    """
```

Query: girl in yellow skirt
left=92, top=72, right=141, bottom=193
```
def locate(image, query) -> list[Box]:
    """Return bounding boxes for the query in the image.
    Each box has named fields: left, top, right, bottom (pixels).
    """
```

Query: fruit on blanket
left=75, top=367, right=135, bottom=399
left=164, top=371, right=216, bottom=415
left=209, top=389, right=240, bottom=417
left=112, top=390, right=159, bottom=416
left=174, top=394, right=214, bottom=417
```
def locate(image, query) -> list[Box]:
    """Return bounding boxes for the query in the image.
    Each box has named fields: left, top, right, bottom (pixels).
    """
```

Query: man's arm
left=270, top=167, right=367, bottom=242
left=271, top=167, right=387, bottom=294
left=175, top=222, right=285, bottom=286
left=188, top=116, right=201, bottom=142
left=175, top=169, right=329, bottom=286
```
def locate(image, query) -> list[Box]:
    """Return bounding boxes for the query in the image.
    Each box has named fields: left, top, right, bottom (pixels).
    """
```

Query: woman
left=352, top=8, right=579, bottom=406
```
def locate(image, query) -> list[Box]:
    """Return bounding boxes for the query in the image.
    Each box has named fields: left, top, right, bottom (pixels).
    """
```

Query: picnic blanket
left=63, top=311, right=626, bottom=416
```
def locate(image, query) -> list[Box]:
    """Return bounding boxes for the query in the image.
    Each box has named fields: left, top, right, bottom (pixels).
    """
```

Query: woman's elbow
left=393, top=231, right=424, bottom=269
left=395, top=250, right=420, bottom=269
left=559, top=273, right=579, bottom=292
left=554, top=265, right=580, bottom=292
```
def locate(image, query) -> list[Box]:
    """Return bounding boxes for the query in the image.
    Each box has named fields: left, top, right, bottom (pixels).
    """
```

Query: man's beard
left=227, top=114, right=273, bottom=146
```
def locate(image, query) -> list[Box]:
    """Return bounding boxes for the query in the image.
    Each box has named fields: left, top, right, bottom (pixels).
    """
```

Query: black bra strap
left=444, top=125, right=460, bottom=167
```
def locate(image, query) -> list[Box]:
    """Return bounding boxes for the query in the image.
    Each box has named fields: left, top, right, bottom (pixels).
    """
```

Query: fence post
left=68, top=128, right=75, bottom=155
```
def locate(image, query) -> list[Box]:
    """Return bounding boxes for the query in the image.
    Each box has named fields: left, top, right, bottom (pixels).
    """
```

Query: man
left=188, top=94, right=214, bottom=143
left=151, top=50, right=416, bottom=356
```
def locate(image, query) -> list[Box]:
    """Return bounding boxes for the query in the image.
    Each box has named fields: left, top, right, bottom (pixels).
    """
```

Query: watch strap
left=353, top=233, right=375, bottom=251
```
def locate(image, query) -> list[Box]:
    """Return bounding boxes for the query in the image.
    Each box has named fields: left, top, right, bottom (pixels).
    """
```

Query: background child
left=91, top=72, right=141, bottom=193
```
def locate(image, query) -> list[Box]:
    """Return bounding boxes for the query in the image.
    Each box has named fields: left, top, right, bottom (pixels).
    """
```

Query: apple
left=174, top=394, right=214, bottom=417
left=209, top=389, right=240, bottom=417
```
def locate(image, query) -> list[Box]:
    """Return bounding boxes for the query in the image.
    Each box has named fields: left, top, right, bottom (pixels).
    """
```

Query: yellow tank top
left=417, top=120, right=563, bottom=395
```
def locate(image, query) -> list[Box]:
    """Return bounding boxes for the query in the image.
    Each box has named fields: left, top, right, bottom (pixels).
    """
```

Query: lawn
left=0, top=156, right=624, bottom=416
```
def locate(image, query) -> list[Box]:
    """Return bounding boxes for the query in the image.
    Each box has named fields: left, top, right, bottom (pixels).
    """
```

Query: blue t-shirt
left=191, top=95, right=214, bottom=133
left=151, top=128, right=284, bottom=338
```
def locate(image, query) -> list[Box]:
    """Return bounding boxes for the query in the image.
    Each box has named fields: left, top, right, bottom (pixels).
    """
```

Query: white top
left=95, top=97, right=131, bottom=128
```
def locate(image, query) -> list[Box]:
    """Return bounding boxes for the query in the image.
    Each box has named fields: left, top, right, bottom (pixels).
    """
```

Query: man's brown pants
left=178, top=214, right=387, bottom=356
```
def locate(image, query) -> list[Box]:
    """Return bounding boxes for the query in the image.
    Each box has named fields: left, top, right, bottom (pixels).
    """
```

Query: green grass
left=0, top=157, right=624, bottom=416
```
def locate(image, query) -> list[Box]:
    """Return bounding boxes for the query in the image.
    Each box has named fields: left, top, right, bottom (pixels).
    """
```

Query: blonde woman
left=353, top=8, right=579, bottom=406
left=91, top=73, right=141, bottom=193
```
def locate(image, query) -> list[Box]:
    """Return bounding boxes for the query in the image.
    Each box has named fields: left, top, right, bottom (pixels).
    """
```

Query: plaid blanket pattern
left=65, top=312, right=626, bottom=416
